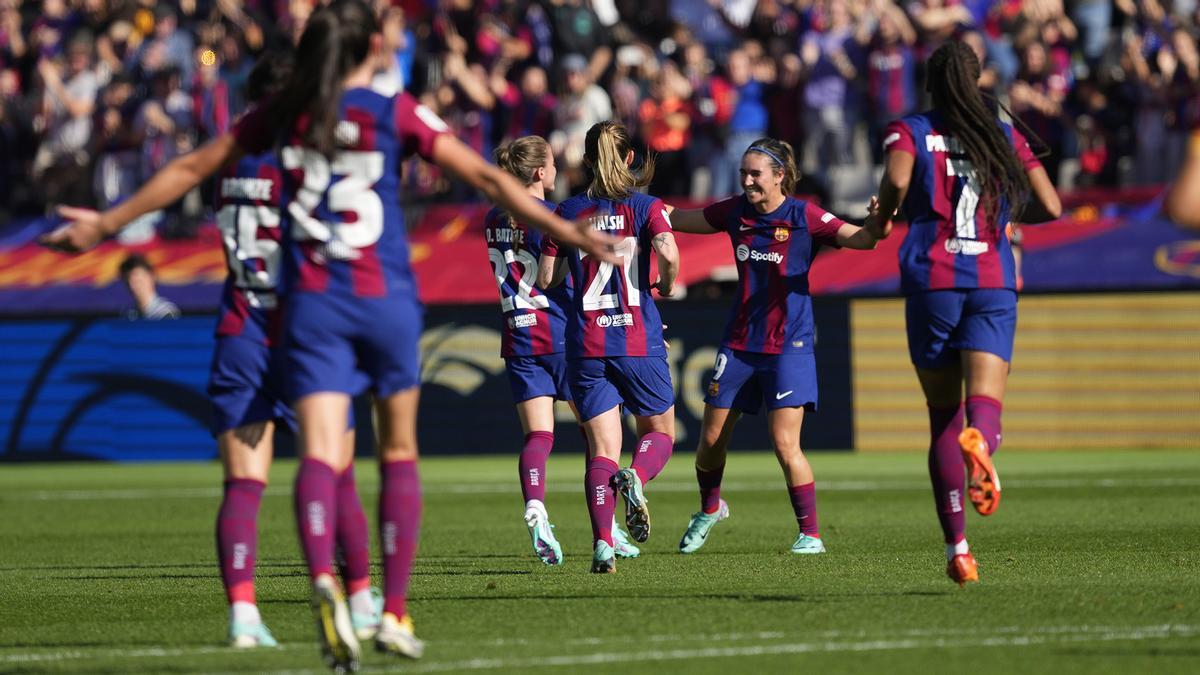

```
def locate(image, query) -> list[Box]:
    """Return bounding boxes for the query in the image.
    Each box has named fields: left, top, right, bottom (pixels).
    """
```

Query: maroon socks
left=294, top=458, right=338, bottom=580
left=336, top=465, right=372, bottom=595
left=697, top=465, right=725, bottom=514
left=928, top=403, right=967, bottom=545
left=787, top=482, right=820, bottom=537
left=380, top=459, right=421, bottom=618
left=217, top=478, right=265, bottom=605
left=966, top=395, right=1003, bottom=455
left=584, top=456, right=618, bottom=546
left=631, top=432, right=673, bottom=485
left=519, top=431, right=554, bottom=503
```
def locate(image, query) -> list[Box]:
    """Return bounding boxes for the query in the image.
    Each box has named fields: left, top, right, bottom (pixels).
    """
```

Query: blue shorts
left=506, top=354, right=570, bottom=403
left=207, top=335, right=295, bottom=435
left=905, top=289, right=1018, bottom=369
left=569, top=356, right=674, bottom=422
left=703, top=347, right=818, bottom=415
left=284, top=292, right=423, bottom=400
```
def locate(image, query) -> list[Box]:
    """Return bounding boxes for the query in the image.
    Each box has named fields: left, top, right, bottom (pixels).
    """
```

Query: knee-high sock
left=787, top=482, right=820, bottom=537
left=380, top=460, right=421, bottom=618
left=966, top=395, right=1003, bottom=455
left=519, top=431, right=554, bottom=504
left=697, top=465, right=725, bottom=514
left=584, top=456, right=619, bottom=546
left=336, top=465, right=372, bottom=595
left=631, top=432, right=673, bottom=484
left=928, top=404, right=966, bottom=544
left=217, top=478, right=265, bottom=605
left=294, top=458, right=338, bottom=580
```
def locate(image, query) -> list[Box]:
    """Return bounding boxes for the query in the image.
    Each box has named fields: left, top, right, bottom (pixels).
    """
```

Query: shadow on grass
left=420, top=590, right=952, bottom=603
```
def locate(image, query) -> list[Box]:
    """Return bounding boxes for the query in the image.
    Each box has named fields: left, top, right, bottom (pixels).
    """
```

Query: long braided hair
left=927, top=41, right=1029, bottom=232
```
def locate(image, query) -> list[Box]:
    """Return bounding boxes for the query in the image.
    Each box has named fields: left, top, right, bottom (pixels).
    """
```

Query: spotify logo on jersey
left=736, top=244, right=750, bottom=262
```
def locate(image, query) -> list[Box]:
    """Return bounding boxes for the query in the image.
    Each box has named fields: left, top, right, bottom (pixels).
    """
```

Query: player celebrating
left=44, top=1, right=617, bottom=667
left=485, top=135, right=640, bottom=565
left=538, top=120, right=680, bottom=574
left=864, top=41, right=1061, bottom=586
left=667, top=138, right=886, bottom=556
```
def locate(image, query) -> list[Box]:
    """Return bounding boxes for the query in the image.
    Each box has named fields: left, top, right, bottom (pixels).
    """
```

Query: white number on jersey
left=946, top=157, right=981, bottom=240
left=489, top=247, right=549, bottom=312
left=216, top=203, right=281, bottom=291
left=280, top=147, right=386, bottom=259
left=580, top=237, right=640, bottom=311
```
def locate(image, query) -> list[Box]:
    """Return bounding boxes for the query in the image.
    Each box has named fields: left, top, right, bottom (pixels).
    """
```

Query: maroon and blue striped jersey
left=883, top=111, right=1042, bottom=294
left=545, top=192, right=672, bottom=359
left=233, top=89, right=449, bottom=300
left=214, top=152, right=285, bottom=346
left=702, top=196, right=845, bottom=355
left=484, top=199, right=572, bottom=357
left=867, top=42, right=917, bottom=120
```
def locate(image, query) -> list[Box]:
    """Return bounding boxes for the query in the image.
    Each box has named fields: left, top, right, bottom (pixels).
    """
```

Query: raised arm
left=651, top=230, right=680, bottom=297
left=432, top=134, right=618, bottom=264
left=42, top=131, right=243, bottom=252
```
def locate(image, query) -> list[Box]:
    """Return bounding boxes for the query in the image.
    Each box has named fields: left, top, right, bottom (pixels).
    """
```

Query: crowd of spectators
left=2, top=0, right=1198, bottom=228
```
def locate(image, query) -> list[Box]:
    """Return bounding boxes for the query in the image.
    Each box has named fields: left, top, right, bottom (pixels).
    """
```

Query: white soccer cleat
left=311, top=574, right=361, bottom=672
left=375, top=611, right=425, bottom=659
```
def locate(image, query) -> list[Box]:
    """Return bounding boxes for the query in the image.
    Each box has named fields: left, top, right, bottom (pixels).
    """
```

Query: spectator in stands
left=682, top=40, right=734, bottom=199
left=715, top=47, right=771, bottom=197
left=800, top=0, right=861, bottom=192
left=1010, top=40, right=1067, bottom=184
left=33, top=33, right=98, bottom=209
left=861, top=2, right=919, bottom=162
left=119, top=253, right=181, bottom=320
left=499, top=65, right=557, bottom=142
left=640, top=61, right=694, bottom=197
left=550, top=53, right=612, bottom=192
left=91, top=72, right=140, bottom=213
left=0, top=65, right=35, bottom=219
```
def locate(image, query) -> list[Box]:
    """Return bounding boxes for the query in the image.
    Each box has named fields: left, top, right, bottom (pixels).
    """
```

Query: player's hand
left=39, top=206, right=108, bottom=253
left=863, top=195, right=892, bottom=241
left=573, top=220, right=622, bottom=265
left=652, top=275, right=674, bottom=297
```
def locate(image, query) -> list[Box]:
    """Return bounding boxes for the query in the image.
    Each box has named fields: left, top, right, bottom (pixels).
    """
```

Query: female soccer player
left=537, top=120, right=680, bottom=574
left=667, top=138, right=885, bottom=557
left=44, top=1, right=617, bottom=666
left=864, top=41, right=1061, bottom=586
left=486, top=135, right=640, bottom=565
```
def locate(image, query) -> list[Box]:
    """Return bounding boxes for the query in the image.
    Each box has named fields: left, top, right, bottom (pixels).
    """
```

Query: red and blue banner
left=1, top=188, right=1196, bottom=313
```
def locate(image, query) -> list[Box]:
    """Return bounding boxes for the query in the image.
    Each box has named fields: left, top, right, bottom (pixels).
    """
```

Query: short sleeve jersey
left=213, top=151, right=285, bottom=345
left=883, top=110, right=1042, bottom=294
left=483, top=199, right=572, bottom=357
left=545, top=191, right=672, bottom=359
left=702, top=195, right=845, bottom=354
left=233, top=90, right=449, bottom=300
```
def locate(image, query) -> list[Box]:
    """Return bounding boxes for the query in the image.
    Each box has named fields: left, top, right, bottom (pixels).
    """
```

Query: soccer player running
left=485, top=135, right=640, bottom=565
left=667, top=138, right=886, bottom=556
left=537, top=121, right=680, bottom=574
left=43, top=1, right=617, bottom=667
left=863, top=41, right=1061, bottom=586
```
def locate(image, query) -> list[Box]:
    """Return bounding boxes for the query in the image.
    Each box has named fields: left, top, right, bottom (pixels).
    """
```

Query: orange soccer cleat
left=946, top=553, right=979, bottom=587
left=959, top=427, right=1001, bottom=516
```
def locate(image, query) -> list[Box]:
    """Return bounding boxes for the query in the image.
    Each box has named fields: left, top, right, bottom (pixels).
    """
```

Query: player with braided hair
left=865, top=40, right=1062, bottom=586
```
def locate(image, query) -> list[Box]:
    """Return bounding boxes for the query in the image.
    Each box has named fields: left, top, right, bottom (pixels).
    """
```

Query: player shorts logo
left=736, top=244, right=750, bottom=261
left=774, top=227, right=790, bottom=242
left=708, top=381, right=719, bottom=396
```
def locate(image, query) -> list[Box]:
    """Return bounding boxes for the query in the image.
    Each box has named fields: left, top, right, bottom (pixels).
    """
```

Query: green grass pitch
left=1, top=450, right=1198, bottom=674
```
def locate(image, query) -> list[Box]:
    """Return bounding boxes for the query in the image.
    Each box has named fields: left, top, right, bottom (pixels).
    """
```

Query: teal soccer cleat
left=590, top=540, right=616, bottom=574
left=611, top=517, right=641, bottom=558
left=524, top=502, right=564, bottom=566
left=350, top=587, right=383, bottom=641
left=790, top=533, right=826, bottom=554
left=613, top=468, right=650, bottom=542
left=229, top=620, right=278, bottom=649
left=678, top=499, right=730, bottom=554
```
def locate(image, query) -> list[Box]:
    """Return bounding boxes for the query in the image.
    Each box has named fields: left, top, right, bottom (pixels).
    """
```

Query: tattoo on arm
left=652, top=232, right=673, bottom=251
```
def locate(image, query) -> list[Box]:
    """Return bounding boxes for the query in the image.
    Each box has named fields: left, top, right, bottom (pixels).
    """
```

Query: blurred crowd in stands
left=2, top=0, right=1198, bottom=231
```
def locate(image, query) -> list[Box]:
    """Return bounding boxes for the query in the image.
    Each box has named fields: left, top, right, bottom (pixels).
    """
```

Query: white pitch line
left=8, top=476, right=1200, bottom=502
left=3, top=624, right=1196, bottom=667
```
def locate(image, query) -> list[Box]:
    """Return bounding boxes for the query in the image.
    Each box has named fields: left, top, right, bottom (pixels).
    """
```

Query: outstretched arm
left=651, top=231, right=679, bottom=297
left=863, top=149, right=914, bottom=239
left=42, top=132, right=243, bottom=252
left=1015, top=165, right=1062, bottom=224
left=666, top=205, right=721, bottom=235
left=432, top=134, right=618, bottom=263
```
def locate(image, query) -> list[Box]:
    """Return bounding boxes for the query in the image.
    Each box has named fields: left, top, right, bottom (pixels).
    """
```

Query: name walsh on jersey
left=588, top=214, right=626, bottom=231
